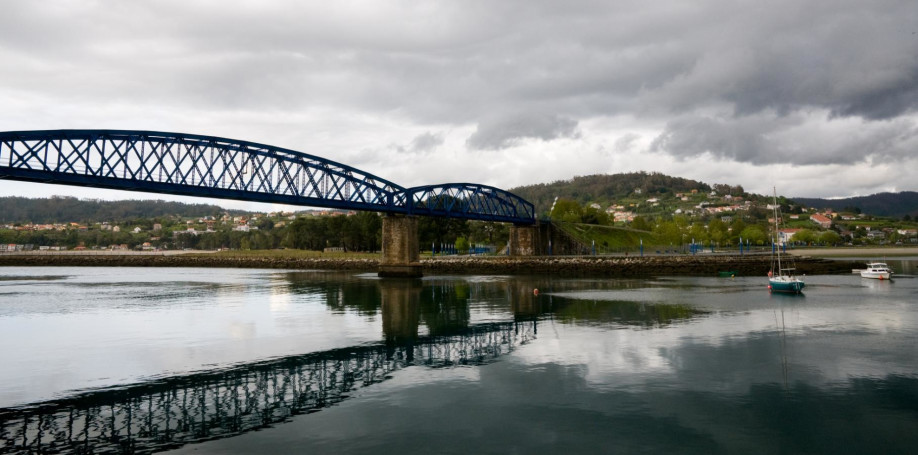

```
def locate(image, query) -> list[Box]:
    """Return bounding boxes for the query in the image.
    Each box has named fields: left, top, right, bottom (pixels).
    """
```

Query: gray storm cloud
left=1, top=0, right=917, bottom=178
left=466, top=113, right=579, bottom=150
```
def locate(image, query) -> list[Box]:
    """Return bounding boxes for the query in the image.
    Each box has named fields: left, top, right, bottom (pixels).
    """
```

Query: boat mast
left=773, top=187, right=782, bottom=275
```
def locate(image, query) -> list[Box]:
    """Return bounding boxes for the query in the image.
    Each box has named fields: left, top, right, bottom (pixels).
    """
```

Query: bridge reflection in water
left=0, top=278, right=542, bottom=455
left=0, top=274, right=703, bottom=454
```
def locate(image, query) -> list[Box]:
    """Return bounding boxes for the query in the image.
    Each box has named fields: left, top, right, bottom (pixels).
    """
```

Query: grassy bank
left=556, top=223, right=658, bottom=251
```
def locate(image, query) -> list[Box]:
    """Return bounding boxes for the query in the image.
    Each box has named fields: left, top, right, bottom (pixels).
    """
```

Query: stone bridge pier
left=509, top=222, right=547, bottom=256
left=378, top=214, right=422, bottom=278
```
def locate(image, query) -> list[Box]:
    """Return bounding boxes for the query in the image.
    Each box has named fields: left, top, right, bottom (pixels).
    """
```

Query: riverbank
left=0, top=252, right=861, bottom=277
left=788, top=246, right=918, bottom=258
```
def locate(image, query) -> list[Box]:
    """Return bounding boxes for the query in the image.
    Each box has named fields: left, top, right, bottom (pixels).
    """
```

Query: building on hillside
left=612, top=211, right=634, bottom=223
left=811, top=214, right=832, bottom=229
left=778, top=228, right=802, bottom=245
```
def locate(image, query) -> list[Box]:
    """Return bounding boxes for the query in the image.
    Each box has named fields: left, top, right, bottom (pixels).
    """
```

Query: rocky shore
left=0, top=253, right=861, bottom=277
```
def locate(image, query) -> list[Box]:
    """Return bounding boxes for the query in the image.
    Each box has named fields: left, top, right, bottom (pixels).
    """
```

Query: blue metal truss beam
left=0, top=130, right=536, bottom=224
left=403, top=183, right=535, bottom=224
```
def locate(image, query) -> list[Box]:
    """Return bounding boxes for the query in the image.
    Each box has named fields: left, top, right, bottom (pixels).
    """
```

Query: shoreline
left=787, top=247, right=918, bottom=258
left=0, top=252, right=863, bottom=277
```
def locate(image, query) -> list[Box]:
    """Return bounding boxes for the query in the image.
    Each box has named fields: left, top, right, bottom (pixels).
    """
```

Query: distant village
left=593, top=187, right=917, bottom=247
left=1, top=187, right=916, bottom=253
left=0, top=209, right=361, bottom=252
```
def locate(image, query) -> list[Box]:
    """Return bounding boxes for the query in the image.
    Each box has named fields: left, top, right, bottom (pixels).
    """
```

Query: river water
left=1, top=263, right=916, bottom=454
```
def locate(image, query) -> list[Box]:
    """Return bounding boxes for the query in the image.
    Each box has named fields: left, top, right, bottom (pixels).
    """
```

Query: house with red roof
left=810, top=214, right=832, bottom=229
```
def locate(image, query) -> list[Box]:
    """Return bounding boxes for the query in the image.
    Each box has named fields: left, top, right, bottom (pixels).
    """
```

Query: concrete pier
left=378, top=214, right=422, bottom=278
left=509, top=223, right=543, bottom=256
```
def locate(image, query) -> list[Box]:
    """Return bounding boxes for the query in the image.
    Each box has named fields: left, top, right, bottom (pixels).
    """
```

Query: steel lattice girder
left=0, top=130, right=536, bottom=224
left=403, top=183, right=535, bottom=223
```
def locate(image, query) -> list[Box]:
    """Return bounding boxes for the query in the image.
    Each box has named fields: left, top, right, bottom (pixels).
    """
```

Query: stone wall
left=0, top=253, right=861, bottom=277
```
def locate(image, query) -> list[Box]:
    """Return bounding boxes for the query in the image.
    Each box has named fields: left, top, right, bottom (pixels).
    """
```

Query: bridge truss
left=0, top=130, right=535, bottom=224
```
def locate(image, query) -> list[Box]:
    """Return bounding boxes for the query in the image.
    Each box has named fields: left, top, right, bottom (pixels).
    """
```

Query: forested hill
left=0, top=196, right=242, bottom=223
left=793, top=192, right=918, bottom=219
left=509, top=172, right=720, bottom=215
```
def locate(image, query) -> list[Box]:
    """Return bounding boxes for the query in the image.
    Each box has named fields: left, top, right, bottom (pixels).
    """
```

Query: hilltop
left=509, top=172, right=748, bottom=217
left=0, top=196, right=243, bottom=224
left=793, top=192, right=918, bottom=219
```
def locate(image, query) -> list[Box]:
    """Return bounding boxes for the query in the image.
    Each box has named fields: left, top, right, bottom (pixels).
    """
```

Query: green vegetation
left=555, top=222, right=658, bottom=252
left=0, top=196, right=235, bottom=223
left=2, top=173, right=916, bottom=253
left=0, top=198, right=505, bottom=253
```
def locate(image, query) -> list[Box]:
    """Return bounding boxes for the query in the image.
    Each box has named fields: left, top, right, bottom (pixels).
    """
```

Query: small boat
left=768, top=188, right=805, bottom=294
left=860, top=262, right=893, bottom=280
left=718, top=270, right=738, bottom=277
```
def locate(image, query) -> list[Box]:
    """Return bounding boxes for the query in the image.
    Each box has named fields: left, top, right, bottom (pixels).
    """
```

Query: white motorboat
left=860, top=262, right=893, bottom=280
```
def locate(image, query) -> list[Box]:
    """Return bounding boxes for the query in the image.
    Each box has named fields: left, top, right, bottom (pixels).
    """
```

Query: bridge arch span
left=0, top=129, right=408, bottom=213
left=404, top=183, right=535, bottom=224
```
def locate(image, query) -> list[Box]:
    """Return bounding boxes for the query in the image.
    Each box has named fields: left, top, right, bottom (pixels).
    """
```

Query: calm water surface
left=1, top=265, right=916, bottom=454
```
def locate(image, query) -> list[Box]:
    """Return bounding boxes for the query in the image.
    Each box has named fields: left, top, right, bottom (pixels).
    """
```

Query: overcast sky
left=1, top=0, right=916, bottom=211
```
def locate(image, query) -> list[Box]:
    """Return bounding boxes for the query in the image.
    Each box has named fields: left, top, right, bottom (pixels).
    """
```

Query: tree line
left=1, top=212, right=509, bottom=252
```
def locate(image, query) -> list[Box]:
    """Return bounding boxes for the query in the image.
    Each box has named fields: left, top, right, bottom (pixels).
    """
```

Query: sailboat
left=768, top=188, right=805, bottom=294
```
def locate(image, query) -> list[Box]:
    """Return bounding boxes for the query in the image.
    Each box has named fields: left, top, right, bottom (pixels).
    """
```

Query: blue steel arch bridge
left=0, top=130, right=536, bottom=225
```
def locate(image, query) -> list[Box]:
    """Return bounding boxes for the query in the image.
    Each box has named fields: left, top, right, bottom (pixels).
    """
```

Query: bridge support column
left=509, top=223, right=542, bottom=256
left=379, top=214, right=422, bottom=278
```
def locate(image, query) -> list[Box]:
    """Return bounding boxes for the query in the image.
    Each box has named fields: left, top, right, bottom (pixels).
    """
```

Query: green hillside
left=509, top=172, right=745, bottom=216
left=554, top=222, right=660, bottom=252
left=0, top=196, right=245, bottom=224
